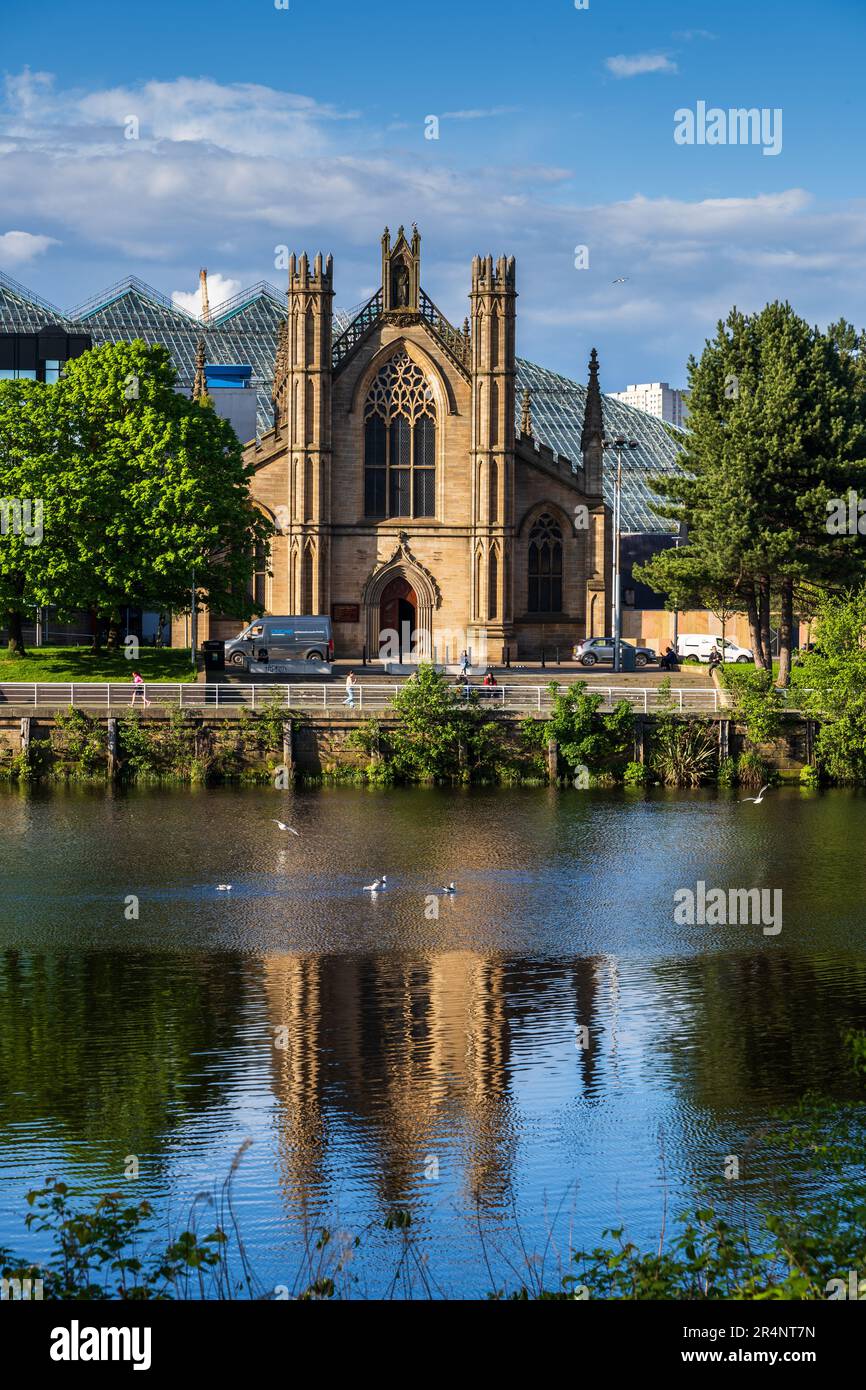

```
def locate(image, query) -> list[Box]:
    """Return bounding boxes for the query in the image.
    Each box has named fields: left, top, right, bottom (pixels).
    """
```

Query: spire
left=192, top=336, right=207, bottom=401
left=520, top=386, right=533, bottom=438
left=581, top=347, right=604, bottom=453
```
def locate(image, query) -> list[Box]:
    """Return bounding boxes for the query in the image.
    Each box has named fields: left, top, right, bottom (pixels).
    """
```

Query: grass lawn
left=0, top=646, right=198, bottom=683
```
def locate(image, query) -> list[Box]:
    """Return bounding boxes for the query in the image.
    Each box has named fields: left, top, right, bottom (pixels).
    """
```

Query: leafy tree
left=525, top=681, right=633, bottom=777
left=0, top=342, right=270, bottom=653
left=635, top=305, right=866, bottom=687
left=387, top=664, right=502, bottom=783
left=798, top=587, right=866, bottom=782
left=0, top=381, right=58, bottom=654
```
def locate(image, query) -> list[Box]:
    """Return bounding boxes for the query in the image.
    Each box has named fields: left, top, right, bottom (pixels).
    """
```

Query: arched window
left=488, top=548, right=498, bottom=621
left=528, top=513, right=563, bottom=613
left=489, top=458, right=498, bottom=524
left=301, top=547, right=314, bottom=613
left=250, top=537, right=269, bottom=610
left=363, top=351, right=436, bottom=519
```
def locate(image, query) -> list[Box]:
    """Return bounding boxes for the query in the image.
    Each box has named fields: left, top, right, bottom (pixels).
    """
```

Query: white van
left=676, top=634, right=753, bottom=664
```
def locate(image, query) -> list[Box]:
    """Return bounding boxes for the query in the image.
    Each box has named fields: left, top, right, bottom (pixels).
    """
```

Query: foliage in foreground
left=797, top=588, right=866, bottom=784
left=5, top=1034, right=866, bottom=1301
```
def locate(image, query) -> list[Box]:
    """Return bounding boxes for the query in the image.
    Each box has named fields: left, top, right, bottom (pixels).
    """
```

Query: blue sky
left=2, top=0, right=865, bottom=390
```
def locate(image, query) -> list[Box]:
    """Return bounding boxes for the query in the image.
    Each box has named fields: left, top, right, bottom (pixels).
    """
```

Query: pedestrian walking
left=344, top=670, right=357, bottom=709
left=131, top=671, right=150, bottom=707
left=459, top=648, right=470, bottom=676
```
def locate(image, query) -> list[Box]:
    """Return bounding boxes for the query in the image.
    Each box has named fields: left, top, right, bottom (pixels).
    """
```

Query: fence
left=0, top=683, right=728, bottom=715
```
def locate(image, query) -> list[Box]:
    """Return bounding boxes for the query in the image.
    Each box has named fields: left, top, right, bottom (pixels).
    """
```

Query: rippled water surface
left=1, top=784, right=865, bottom=1295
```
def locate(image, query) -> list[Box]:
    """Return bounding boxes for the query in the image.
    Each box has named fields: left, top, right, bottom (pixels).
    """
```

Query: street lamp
left=602, top=434, right=638, bottom=673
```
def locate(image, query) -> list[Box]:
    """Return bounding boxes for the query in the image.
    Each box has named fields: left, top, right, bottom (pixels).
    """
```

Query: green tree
left=387, top=664, right=502, bottom=783
left=0, top=342, right=270, bottom=653
left=636, top=305, right=866, bottom=687
left=798, top=587, right=866, bottom=782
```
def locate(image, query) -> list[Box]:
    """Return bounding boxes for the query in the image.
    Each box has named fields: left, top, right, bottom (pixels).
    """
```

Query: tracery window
left=364, top=351, right=436, bottom=519
left=528, top=513, right=563, bottom=613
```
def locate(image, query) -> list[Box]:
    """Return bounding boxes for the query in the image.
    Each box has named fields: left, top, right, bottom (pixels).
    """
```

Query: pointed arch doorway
left=379, top=575, right=417, bottom=660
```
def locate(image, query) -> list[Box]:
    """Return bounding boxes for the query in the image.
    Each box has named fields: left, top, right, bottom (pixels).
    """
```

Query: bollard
left=547, top=738, right=558, bottom=784
left=541, top=646, right=546, bottom=669
left=282, top=720, right=295, bottom=775
left=107, top=717, right=119, bottom=778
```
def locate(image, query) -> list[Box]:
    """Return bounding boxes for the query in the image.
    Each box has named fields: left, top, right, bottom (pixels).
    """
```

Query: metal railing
left=0, top=682, right=726, bottom=714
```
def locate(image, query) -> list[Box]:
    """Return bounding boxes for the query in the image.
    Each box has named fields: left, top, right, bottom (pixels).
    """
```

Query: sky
left=2, top=0, right=865, bottom=391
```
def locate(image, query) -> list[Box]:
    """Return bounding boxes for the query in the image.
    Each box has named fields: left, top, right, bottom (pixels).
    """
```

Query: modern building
left=0, top=271, right=91, bottom=382
left=609, top=381, right=688, bottom=428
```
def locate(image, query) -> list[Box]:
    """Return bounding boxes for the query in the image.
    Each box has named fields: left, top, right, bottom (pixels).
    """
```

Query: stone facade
left=185, top=228, right=610, bottom=662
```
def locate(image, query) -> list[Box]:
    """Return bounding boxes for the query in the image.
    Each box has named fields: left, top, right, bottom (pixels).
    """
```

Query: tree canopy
left=635, top=303, right=866, bottom=685
left=0, top=340, right=270, bottom=654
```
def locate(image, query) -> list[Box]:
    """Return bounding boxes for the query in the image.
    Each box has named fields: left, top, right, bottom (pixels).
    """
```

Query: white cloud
left=1, top=70, right=863, bottom=390
left=172, top=272, right=242, bottom=316
left=605, top=53, right=678, bottom=79
left=0, top=229, right=58, bottom=266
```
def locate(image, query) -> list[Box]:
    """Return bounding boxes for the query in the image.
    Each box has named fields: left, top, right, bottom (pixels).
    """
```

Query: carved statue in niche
left=393, top=262, right=410, bottom=307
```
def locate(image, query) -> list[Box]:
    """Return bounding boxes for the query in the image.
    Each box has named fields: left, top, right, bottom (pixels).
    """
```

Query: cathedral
left=217, top=227, right=611, bottom=662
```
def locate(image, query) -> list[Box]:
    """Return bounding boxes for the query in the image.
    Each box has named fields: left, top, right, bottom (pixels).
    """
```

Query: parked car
left=572, top=636, right=658, bottom=668
left=676, top=634, right=753, bottom=664
left=224, top=615, right=334, bottom=670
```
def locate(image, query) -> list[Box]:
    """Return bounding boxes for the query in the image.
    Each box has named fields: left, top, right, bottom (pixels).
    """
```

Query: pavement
left=210, top=659, right=713, bottom=688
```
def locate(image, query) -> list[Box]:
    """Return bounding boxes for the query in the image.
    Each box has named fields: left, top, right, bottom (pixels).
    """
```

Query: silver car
left=573, top=636, right=658, bottom=668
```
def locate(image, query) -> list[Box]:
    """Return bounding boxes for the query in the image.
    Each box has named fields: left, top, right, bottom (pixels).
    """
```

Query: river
left=1, top=784, right=864, bottom=1297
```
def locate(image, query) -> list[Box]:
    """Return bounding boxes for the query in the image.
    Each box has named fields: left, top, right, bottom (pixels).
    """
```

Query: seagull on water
left=364, top=875, right=387, bottom=892
left=273, top=820, right=300, bottom=835
left=440, top=882, right=456, bottom=894
left=217, top=884, right=233, bottom=891
left=742, top=784, right=771, bottom=804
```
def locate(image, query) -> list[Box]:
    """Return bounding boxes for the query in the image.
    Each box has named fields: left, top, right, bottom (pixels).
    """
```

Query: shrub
left=623, top=760, right=650, bottom=786
left=524, top=681, right=634, bottom=779
left=736, top=749, right=767, bottom=789
left=716, top=755, right=737, bottom=786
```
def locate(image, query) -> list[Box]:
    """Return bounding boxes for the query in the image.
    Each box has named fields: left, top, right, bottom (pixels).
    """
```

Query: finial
left=192, top=336, right=207, bottom=401
left=520, top=386, right=533, bottom=438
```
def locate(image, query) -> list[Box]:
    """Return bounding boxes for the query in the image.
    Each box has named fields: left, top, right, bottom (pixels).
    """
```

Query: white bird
left=273, top=820, right=300, bottom=835
left=440, top=882, right=456, bottom=894
left=217, top=884, right=233, bottom=891
left=364, top=876, right=387, bottom=892
left=742, top=784, right=771, bottom=804
left=612, top=276, right=629, bottom=284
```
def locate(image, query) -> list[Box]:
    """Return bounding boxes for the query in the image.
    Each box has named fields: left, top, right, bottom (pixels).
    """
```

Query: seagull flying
left=273, top=820, right=300, bottom=835
left=440, top=882, right=456, bottom=894
left=612, top=276, right=629, bottom=284
left=742, top=784, right=771, bottom=804
left=364, top=875, right=387, bottom=892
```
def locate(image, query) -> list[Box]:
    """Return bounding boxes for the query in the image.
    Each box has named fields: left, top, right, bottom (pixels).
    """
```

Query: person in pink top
left=130, top=671, right=151, bottom=707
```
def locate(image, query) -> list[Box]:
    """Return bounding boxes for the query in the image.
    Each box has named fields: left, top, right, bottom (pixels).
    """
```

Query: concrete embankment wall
left=0, top=708, right=819, bottom=782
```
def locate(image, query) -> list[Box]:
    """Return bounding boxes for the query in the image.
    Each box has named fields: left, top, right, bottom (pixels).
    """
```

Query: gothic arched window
left=364, top=351, right=436, bottom=519
left=528, top=514, right=563, bottom=613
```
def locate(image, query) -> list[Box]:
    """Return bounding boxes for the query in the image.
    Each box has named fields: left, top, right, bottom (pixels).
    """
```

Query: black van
left=224, top=616, right=334, bottom=669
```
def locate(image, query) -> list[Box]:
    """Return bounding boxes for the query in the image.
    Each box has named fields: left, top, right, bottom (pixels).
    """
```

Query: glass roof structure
left=3, top=272, right=684, bottom=532
left=516, top=359, right=684, bottom=533
left=0, top=269, right=75, bottom=331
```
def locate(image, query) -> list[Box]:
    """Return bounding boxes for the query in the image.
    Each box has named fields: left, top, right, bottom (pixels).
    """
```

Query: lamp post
left=602, top=435, right=638, bottom=673
left=190, top=565, right=197, bottom=669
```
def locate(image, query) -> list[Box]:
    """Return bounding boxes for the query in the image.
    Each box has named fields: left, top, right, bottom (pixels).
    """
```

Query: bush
left=523, top=681, right=634, bottom=780
left=716, top=755, right=737, bottom=786
left=799, top=763, right=820, bottom=788
left=623, top=760, right=650, bottom=786
left=727, top=668, right=784, bottom=745
left=736, top=749, right=767, bottom=789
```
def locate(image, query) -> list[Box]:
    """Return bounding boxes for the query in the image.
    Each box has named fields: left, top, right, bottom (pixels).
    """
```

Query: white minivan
left=676, top=634, right=753, bottom=664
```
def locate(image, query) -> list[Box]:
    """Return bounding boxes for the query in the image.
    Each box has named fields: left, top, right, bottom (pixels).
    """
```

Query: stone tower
left=469, top=252, right=517, bottom=661
left=278, top=252, right=334, bottom=613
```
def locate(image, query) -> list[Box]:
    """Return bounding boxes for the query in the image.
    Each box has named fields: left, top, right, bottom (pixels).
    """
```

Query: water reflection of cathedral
left=263, top=952, right=609, bottom=1210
